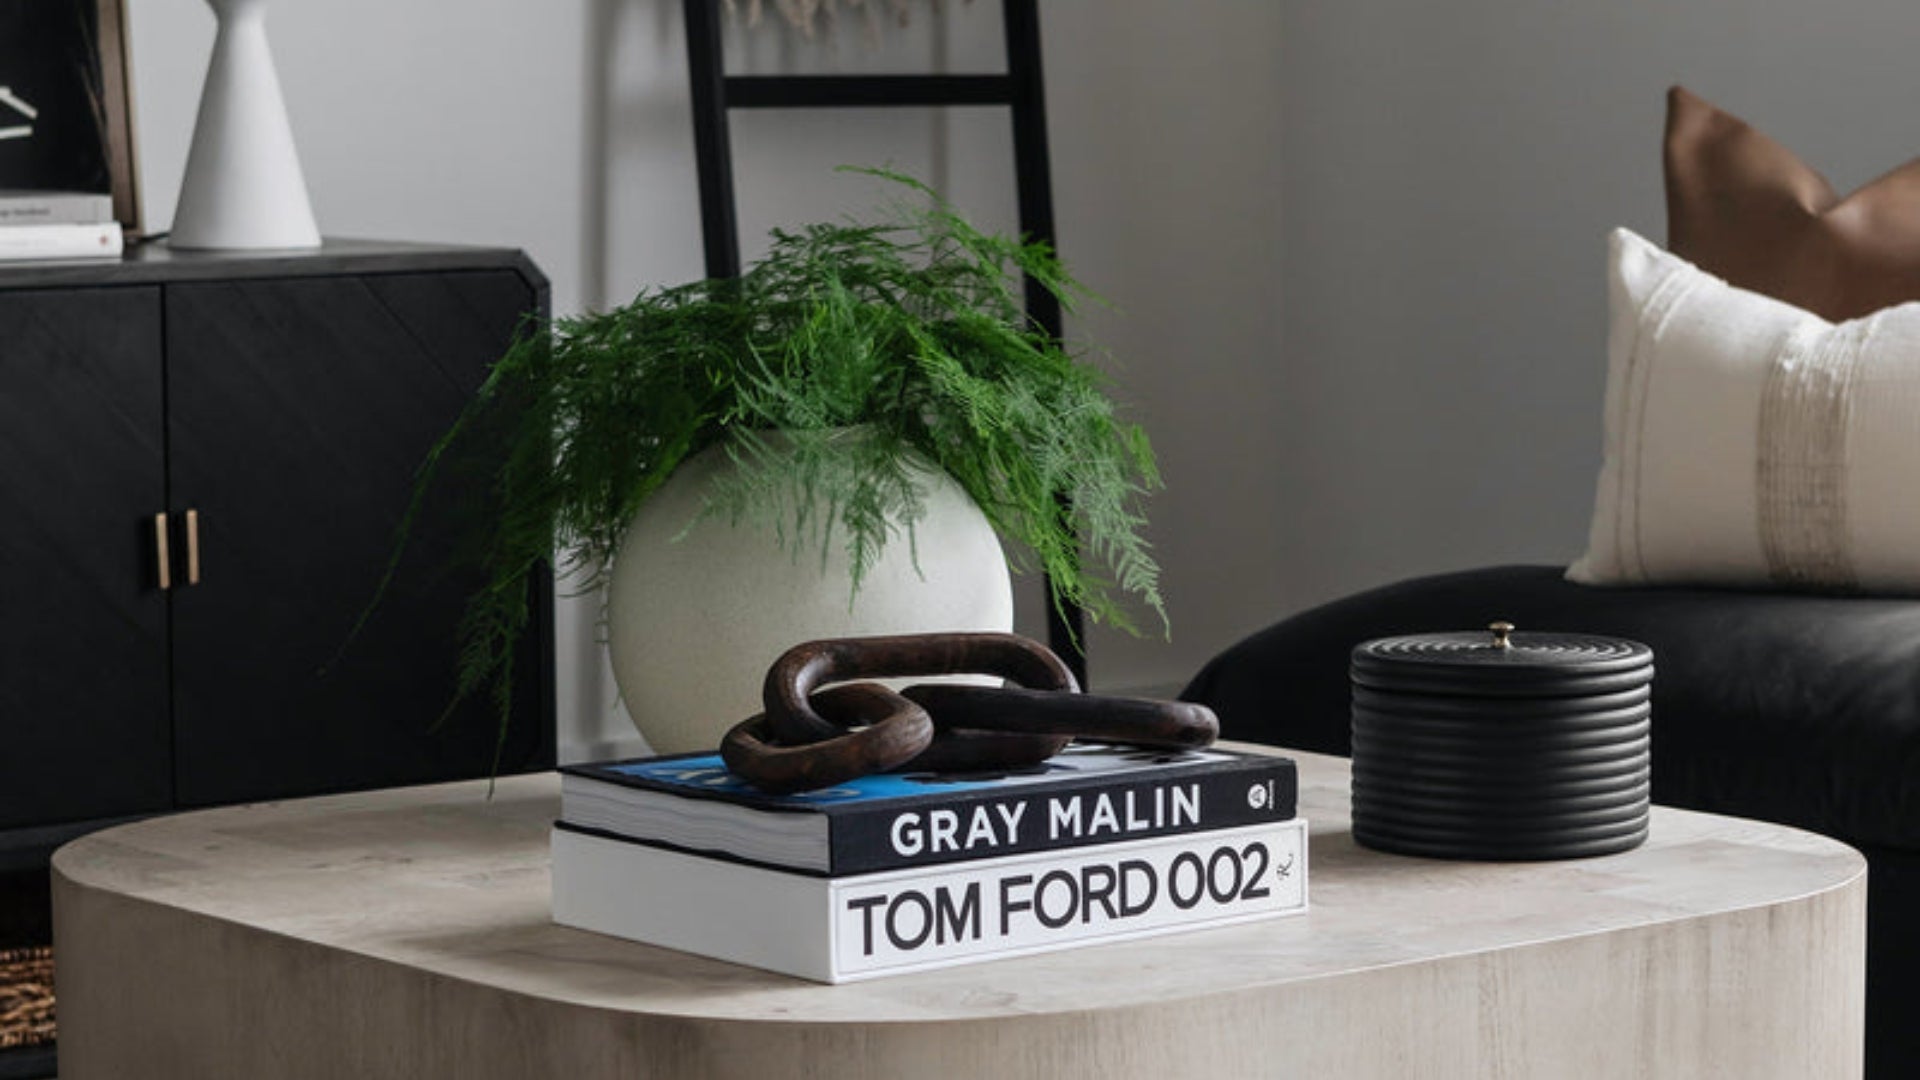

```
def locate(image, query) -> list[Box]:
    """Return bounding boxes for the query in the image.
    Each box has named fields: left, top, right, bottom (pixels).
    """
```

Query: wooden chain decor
left=721, top=632, right=1219, bottom=793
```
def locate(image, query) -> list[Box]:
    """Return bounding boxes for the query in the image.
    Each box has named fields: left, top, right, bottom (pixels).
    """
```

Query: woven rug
left=0, top=945, right=54, bottom=1050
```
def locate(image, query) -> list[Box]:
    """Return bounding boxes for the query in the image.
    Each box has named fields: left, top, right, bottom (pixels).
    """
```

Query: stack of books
left=551, top=742, right=1308, bottom=982
left=0, top=190, right=123, bottom=262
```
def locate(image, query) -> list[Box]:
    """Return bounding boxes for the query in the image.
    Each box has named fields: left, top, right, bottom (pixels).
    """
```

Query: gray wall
left=1268, top=0, right=1920, bottom=623
left=125, top=1, right=1920, bottom=759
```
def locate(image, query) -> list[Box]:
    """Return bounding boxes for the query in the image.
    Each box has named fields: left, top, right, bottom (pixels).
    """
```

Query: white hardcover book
left=0, top=222, right=123, bottom=261
left=552, top=817, right=1307, bottom=983
left=0, top=190, right=115, bottom=226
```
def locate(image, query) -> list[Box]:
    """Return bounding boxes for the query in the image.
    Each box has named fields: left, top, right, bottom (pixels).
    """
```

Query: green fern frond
left=390, top=169, right=1166, bottom=754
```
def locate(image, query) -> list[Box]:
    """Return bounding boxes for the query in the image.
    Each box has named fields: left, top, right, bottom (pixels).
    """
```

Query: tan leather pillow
left=1666, top=85, right=1920, bottom=322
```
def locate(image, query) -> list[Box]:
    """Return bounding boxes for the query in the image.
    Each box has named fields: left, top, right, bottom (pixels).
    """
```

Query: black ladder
left=681, top=0, right=1086, bottom=684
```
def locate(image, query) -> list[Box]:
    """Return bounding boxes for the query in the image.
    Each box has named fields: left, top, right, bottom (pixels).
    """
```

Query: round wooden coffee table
left=51, top=747, right=1864, bottom=1078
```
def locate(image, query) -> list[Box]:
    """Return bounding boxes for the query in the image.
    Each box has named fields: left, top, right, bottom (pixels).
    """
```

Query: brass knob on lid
left=1489, top=621, right=1515, bottom=650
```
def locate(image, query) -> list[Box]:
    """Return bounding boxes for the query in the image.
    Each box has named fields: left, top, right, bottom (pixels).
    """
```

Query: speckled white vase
left=606, top=439, right=1014, bottom=755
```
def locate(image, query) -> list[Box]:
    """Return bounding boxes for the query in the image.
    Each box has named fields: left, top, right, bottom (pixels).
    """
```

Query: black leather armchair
left=1183, top=565, right=1920, bottom=1077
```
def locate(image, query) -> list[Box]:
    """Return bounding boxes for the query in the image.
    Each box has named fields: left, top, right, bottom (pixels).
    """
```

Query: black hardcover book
left=560, top=743, right=1298, bottom=876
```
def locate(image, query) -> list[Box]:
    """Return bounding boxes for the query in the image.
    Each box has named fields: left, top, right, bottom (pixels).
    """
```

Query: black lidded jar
left=1349, top=621, right=1654, bottom=860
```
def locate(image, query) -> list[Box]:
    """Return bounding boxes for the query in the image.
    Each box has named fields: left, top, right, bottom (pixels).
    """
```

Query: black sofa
left=1182, top=564, right=1920, bottom=1077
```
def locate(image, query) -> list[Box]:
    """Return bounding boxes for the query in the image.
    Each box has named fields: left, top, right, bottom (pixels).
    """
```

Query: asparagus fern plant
left=400, top=169, right=1165, bottom=756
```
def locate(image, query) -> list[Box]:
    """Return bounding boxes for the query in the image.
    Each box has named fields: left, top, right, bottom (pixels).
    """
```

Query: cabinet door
left=166, top=270, right=552, bottom=808
left=0, top=287, right=172, bottom=829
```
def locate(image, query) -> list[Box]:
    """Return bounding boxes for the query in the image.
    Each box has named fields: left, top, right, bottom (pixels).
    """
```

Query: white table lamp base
left=170, top=0, right=320, bottom=250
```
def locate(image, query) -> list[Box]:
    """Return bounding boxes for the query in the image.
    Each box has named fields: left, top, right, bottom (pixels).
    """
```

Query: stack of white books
left=551, top=742, right=1309, bottom=982
left=0, top=189, right=123, bottom=262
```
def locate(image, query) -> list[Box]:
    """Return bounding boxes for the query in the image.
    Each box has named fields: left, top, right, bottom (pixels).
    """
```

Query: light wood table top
left=52, top=746, right=1865, bottom=1078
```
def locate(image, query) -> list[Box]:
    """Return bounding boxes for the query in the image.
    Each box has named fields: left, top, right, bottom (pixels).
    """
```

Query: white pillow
left=1569, top=228, right=1920, bottom=591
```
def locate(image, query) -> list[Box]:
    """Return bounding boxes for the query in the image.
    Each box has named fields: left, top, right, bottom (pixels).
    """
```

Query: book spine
left=0, top=222, right=124, bottom=260
left=0, top=194, right=115, bottom=226
left=824, top=760, right=1297, bottom=875
left=551, top=818, right=1308, bottom=983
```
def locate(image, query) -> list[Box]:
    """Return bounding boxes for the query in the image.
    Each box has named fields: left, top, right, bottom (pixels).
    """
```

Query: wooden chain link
left=721, top=632, right=1219, bottom=793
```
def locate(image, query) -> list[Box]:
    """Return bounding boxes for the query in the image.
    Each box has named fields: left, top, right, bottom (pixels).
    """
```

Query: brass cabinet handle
left=154, top=512, right=171, bottom=591
left=185, top=509, right=202, bottom=586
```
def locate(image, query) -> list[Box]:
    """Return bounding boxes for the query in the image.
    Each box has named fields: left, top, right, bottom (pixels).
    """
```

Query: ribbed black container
left=1349, top=623, right=1653, bottom=860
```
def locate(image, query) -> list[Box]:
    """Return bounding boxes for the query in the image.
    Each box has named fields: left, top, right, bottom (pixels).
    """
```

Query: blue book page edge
left=563, top=744, right=1288, bottom=815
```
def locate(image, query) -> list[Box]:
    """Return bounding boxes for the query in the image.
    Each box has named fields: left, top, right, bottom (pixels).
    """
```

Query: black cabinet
left=0, top=287, right=170, bottom=830
left=0, top=241, right=556, bottom=841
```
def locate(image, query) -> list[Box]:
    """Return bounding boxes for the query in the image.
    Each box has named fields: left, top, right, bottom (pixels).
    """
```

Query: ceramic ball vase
left=606, top=439, right=1015, bottom=755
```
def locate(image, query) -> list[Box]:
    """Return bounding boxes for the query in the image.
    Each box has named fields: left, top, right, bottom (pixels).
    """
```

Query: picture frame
left=0, top=0, right=141, bottom=234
